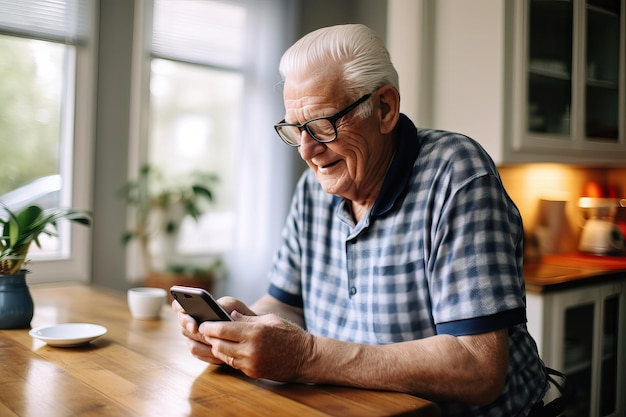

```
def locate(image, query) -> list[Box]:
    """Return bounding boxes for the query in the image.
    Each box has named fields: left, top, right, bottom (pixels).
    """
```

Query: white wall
left=432, top=0, right=505, bottom=154
left=387, top=0, right=506, bottom=158
left=387, top=0, right=429, bottom=126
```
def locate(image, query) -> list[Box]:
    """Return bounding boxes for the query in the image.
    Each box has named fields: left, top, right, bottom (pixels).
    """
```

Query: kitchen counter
left=523, top=253, right=626, bottom=416
left=524, top=253, right=626, bottom=293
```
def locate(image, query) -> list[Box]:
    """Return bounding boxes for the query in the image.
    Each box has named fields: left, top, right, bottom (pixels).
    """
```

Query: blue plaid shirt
left=268, top=114, right=546, bottom=416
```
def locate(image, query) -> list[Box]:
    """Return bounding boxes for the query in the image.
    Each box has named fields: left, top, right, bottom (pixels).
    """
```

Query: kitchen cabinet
left=387, top=0, right=626, bottom=165
left=513, top=0, right=626, bottom=163
left=527, top=279, right=625, bottom=417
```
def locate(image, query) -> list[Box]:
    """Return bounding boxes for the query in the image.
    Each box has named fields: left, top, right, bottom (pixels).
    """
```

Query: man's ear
left=376, top=85, right=400, bottom=135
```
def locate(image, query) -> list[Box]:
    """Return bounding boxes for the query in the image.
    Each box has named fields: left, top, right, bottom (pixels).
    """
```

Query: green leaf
left=0, top=204, right=91, bottom=274
left=192, top=185, right=213, bottom=201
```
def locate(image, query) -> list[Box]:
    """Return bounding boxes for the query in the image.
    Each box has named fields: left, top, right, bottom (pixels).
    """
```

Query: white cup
left=127, top=287, right=167, bottom=319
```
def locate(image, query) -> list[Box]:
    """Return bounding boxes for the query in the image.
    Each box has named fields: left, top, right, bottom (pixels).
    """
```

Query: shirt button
left=350, top=286, right=357, bottom=295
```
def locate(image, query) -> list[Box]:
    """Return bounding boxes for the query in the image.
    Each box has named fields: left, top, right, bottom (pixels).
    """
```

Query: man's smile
left=321, top=160, right=340, bottom=169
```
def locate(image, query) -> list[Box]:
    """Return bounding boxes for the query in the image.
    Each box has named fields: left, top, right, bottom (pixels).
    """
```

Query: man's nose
left=298, top=131, right=325, bottom=159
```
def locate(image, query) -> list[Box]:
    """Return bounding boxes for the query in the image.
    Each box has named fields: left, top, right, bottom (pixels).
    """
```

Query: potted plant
left=0, top=204, right=92, bottom=329
left=119, top=164, right=222, bottom=295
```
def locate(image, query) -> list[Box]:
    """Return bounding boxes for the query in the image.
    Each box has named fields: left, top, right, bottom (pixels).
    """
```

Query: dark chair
left=528, top=368, right=567, bottom=417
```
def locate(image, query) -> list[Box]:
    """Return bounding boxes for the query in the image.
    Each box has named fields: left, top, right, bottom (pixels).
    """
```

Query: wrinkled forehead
left=283, top=80, right=344, bottom=120
left=283, top=67, right=345, bottom=105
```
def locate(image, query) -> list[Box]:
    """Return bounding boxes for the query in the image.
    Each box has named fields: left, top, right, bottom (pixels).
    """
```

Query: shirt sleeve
left=427, top=170, right=527, bottom=335
left=265, top=173, right=308, bottom=308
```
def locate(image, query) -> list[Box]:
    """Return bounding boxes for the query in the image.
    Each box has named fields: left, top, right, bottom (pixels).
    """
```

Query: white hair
left=278, top=24, right=399, bottom=117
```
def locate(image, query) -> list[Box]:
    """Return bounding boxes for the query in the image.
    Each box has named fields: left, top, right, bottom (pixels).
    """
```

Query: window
left=129, top=0, right=299, bottom=301
left=0, top=0, right=96, bottom=282
left=149, top=59, right=242, bottom=251
left=148, top=0, right=248, bottom=258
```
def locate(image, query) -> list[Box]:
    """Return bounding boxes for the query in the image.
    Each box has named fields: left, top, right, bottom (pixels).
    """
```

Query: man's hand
left=197, top=312, right=315, bottom=381
left=173, top=296, right=254, bottom=365
left=173, top=296, right=314, bottom=381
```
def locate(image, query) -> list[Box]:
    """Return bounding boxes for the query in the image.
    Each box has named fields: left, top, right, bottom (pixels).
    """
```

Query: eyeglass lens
left=277, top=119, right=336, bottom=145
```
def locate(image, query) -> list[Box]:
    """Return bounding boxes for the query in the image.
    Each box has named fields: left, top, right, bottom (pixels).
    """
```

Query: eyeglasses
left=274, top=94, right=371, bottom=146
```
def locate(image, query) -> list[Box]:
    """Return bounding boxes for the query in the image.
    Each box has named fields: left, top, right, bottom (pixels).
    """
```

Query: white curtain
left=222, top=0, right=302, bottom=303
left=136, top=0, right=302, bottom=303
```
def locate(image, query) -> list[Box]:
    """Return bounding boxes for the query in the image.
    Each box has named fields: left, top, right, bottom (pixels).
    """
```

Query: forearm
left=299, top=329, right=509, bottom=405
left=218, top=294, right=507, bottom=404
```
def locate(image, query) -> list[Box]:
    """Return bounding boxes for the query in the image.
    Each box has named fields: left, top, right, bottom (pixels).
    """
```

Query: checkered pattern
left=268, top=114, right=546, bottom=416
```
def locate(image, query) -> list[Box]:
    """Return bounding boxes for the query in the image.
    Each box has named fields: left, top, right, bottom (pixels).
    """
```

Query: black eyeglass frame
left=274, top=93, right=372, bottom=146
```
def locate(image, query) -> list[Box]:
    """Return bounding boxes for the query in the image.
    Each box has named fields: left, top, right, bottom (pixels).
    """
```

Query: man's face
left=283, top=76, right=388, bottom=201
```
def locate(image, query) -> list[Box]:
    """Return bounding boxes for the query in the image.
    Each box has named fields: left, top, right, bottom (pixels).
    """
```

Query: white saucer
left=29, top=323, right=107, bottom=347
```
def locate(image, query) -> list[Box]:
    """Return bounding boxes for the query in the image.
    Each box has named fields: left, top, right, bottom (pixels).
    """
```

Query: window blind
left=0, top=0, right=92, bottom=44
left=151, top=0, right=246, bottom=69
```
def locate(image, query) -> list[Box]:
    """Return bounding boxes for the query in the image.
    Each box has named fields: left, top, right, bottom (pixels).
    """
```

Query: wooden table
left=0, top=284, right=439, bottom=417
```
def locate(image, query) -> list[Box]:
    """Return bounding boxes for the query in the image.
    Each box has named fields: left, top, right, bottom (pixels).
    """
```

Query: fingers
left=194, top=319, right=251, bottom=369
left=217, top=297, right=257, bottom=316
left=173, top=300, right=205, bottom=343
left=197, top=312, right=258, bottom=342
left=187, top=338, right=225, bottom=365
left=189, top=314, right=309, bottom=380
left=187, top=330, right=239, bottom=369
left=177, top=310, right=200, bottom=336
left=172, top=299, right=183, bottom=312
left=198, top=321, right=242, bottom=344
left=177, top=298, right=259, bottom=371
left=227, top=356, right=236, bottom=368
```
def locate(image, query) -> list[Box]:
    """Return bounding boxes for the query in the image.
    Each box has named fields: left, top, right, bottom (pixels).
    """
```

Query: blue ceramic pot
left=0, top=271, right=34, bottom=329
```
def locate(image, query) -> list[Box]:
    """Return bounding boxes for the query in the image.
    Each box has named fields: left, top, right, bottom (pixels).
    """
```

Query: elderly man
left=175, top=24, right=553, bottom=416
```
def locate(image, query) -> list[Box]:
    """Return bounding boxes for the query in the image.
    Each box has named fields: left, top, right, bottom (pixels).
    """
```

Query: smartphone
left=170, top=285, right=233, bottom=323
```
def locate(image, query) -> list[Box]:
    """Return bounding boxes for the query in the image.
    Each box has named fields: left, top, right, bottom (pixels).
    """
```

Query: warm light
left=578, top=197, right=621, bottom=208
left=521, top=164, right=572, bottom=201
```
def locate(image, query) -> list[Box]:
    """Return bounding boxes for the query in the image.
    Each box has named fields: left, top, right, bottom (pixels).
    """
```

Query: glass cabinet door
left=560, top=288, right=623, bottom=417
left=527, top=0, right=623, bottom=143
left=563, top=303, right=594, bottom=417
left=585, top=0, right=621, bottom=141
left=599, top=295, right=619, bottom=416
left=527, top=0, right=573, bottom=136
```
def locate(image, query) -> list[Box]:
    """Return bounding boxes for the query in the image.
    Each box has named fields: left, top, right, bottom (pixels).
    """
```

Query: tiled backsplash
left=498, top=165, right=626, bottom=254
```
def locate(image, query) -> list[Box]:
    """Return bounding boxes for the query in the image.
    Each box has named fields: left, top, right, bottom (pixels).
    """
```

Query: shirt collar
left=371, top=114, right=420, bottom=216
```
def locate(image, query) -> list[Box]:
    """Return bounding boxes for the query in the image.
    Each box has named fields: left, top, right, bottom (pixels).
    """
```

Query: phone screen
left=170, top=285, right=233, bottom=323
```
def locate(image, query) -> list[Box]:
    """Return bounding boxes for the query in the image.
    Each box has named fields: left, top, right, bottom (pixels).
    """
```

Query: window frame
left=0, top=2, right=98, bottom=283
left=127, top=0, right=250, bottom=280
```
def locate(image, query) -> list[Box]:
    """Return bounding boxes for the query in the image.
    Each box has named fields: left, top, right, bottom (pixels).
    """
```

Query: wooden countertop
left=524, top=253, right=626, bottom=293
left=0, top=284, right=439, bottom=417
